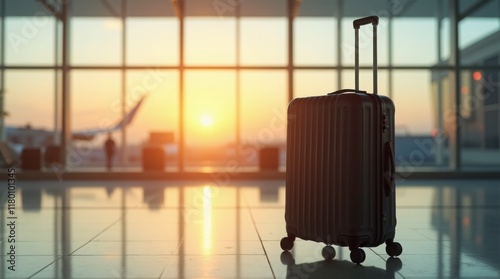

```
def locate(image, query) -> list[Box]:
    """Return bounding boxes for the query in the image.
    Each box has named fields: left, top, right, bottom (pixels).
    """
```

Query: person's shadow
left=280, top=251, right=402, bottom=279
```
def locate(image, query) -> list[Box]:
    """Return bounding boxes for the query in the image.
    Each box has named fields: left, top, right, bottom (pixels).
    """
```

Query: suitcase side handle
left=353, top=16, right=378, bottom=94
left=384, top=142, right=395, bottom=197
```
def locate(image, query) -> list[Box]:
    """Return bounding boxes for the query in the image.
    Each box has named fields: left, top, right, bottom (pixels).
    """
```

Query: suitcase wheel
left=321, top=245, right=336, bottom=261
left=280, top=237, right=294, bottom=251
left=350, top=248, right=366, bottom=264
left=386, top=241, right=403, bottom=257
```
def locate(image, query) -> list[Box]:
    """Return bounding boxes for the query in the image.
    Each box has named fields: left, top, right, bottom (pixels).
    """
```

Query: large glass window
left=185, top=70, right=236, bottom=169
left=71, top=18, right=122, bottom=65
left=71, top=71, right=121, bottom=132
left=5, top=70, right=54, bottom=127
left=240, top=70, right=287, bottom=167
left=294, top=70, right=337, bottom=97
left=391, top=70, right=437, bottom=168
left=70, top=71, right=120, bottom=166
left=294, top=18, right=336, bottom=66
left=392, top=18, right=438, bottom=65
left=126, top=18, right=179, bottom=65
left=4, top=70, right=55, bottom=146
left=5, top=16, right=56, bottom=65
left=240, top=18, right=287, bottom=66
left=185, top=17, right=236, bottom=65
left=126, top=70, right=179, bottom=146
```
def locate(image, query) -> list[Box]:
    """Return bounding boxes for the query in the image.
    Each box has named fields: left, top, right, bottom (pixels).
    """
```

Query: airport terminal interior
left=1, top=0, right=500, bottom=278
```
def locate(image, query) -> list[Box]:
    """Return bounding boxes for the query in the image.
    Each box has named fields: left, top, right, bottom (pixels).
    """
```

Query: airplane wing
left=72, top=95, right=146, bottom=140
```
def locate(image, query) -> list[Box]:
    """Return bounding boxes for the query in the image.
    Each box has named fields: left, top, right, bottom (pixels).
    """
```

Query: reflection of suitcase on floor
left=281, top=16, right=402, bottom=264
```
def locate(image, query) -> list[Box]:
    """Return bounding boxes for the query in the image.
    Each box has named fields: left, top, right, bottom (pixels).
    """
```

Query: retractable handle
left=353, top=16, right=378, bottom=94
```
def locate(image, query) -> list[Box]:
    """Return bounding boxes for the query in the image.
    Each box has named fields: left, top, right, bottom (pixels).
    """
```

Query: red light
left=461, top=86, right=469, bottom=94
left=473, top=71, right=482, bottom=81
left=431, top=128, right=437, bottom=137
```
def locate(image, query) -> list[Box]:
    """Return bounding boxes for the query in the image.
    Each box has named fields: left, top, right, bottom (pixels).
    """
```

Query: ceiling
left=3, top=0, right=498, bottom=18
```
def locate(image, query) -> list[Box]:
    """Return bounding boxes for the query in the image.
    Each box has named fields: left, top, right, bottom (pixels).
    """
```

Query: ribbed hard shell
left=285, top=91, right=396, bottom=248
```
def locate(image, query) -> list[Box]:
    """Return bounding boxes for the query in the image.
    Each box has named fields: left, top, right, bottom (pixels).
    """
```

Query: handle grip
left=353, top=16, right=379, bottom=29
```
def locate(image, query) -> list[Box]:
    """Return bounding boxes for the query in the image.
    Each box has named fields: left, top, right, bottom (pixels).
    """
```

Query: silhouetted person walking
left=104, top=134, right=116, bottom=170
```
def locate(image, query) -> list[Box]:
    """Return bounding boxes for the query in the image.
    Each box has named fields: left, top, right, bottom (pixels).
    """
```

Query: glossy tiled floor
left=1, top=179, right=500, bottom=278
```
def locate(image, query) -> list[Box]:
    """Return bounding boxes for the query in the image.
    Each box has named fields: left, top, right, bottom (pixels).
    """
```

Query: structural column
left=235, top=3, right=241, bottom=158
left=436, top=0, right=444, bottom=165
left=0, top=0, right=5, bottom=142
left=287, top=0, right=294, bottom=102
left=60, top=0, right=71, bottom=167
left=449, top=0, right=461, bottom=169
left=121, top=0, right=127, bottom=166
left=178, top=0, right=185, bottom=171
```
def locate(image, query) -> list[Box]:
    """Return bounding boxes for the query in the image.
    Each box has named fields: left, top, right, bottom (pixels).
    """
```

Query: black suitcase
left=281, top=16, right=402, bottom=264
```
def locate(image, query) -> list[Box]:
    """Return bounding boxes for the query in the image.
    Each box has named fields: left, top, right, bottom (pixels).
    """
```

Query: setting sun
left=200, top=114, right=214, bottom=128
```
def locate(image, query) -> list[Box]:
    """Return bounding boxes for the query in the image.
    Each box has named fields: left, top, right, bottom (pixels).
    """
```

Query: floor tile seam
left=27, top=217, right=128, bottom=278
left=155, top=233, right=185, bottom=278
left=26, top=217, right=123, bottom=278
left=26, top=255, right=64, bottom=279
left=245, top=204, right=277, bottom=279
left=67, top=217, right=123, bottom=256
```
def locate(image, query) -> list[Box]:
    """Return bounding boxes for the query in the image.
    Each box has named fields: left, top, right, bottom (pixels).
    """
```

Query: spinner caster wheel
left=280, top=237, right=294, bottom=251
left=350, top=248, right=366, bottom=264
left=321, top=245, right=336, bottom=261
left=386, top=241, right=403, bottom=257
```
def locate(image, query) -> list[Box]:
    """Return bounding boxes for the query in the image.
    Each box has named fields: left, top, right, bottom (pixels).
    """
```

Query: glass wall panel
left=71, top=71, right=120, bottom=132
left=393, top=70, right=448, bottom=169
left=240, top=70, right=287, bottom=167
left=185, top=17, right=236, bottom=65
left=70, top=70, right=120, bottom=167
left=126, top=70, right=179, bottom=167
left=71, top=18, right=122, bottom=65
left=185, top=70, right=236, bottom=170
left=458, top=0, right=500, bottom=168
left=294, top=18, right=336, bottom=66
left=460, top=65, right=500, bottom=168
left=294, top=70, right=336, bottom=97
left=392, top=18, right=438, bottom=65
left=4, top=70, right=55, bottom=147
left=240, top=18, right=287, bottom=65
left=126, top=18, right=179, bottom=65
left=5, top=16, right=56, bottom=65
left=125, top=70, right=178, bottom=145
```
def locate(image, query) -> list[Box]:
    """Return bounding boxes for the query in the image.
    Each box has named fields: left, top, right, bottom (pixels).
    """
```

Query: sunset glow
left=199, top=114, right=214, bottom=128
